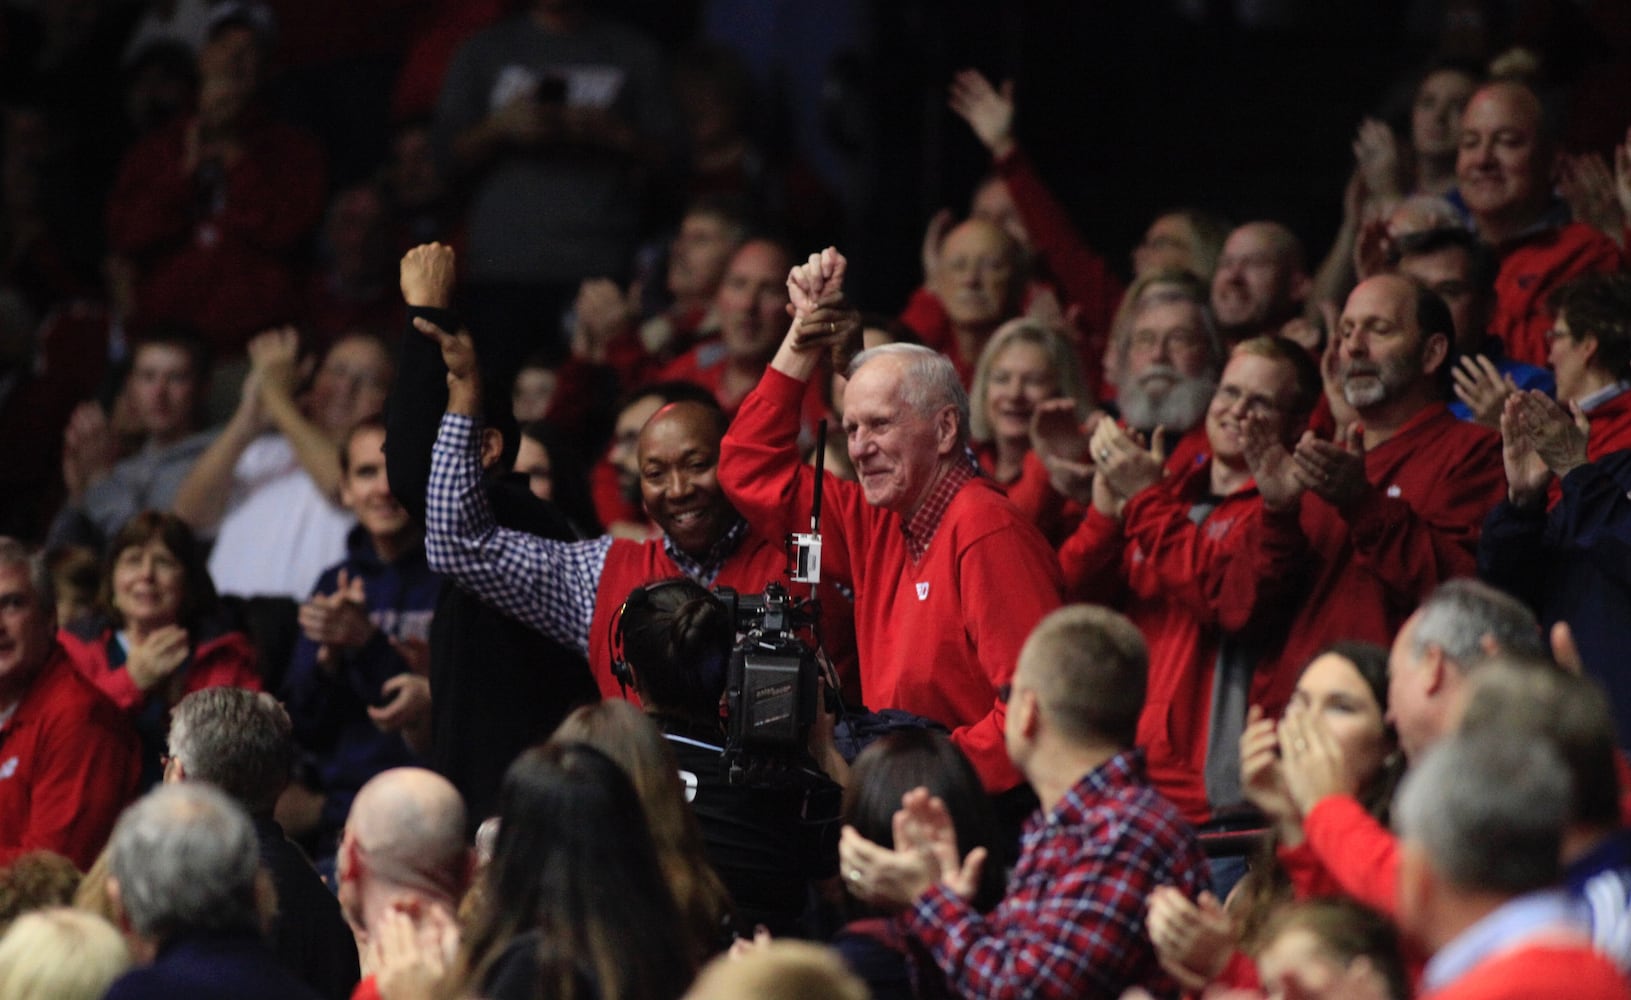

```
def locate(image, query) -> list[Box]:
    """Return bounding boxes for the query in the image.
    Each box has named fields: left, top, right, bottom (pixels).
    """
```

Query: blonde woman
left=0, top=907, right=131, bottom=1000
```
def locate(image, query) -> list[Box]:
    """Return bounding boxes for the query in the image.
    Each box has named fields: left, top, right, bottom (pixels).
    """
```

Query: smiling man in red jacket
left=0, top=539, right=140, bottom=870
left=1059, top=336, right=1321, bottom=824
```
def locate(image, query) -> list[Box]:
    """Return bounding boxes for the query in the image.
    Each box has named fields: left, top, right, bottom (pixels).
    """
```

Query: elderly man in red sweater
left=719, top=248, right=1062, bottom=793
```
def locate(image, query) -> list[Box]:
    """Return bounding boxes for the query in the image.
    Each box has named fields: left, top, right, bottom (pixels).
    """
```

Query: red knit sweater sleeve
left=1057, top=506, right=1127, bottom=603
left=1342, top=431, right=1502, bottom=607
left=950, top=518, right=1060, bottom=791
left=993, top=145, right=1123, bottom=367
left=719, top=368, right=858, bottom=588
left=1301, top=794, right=1400, bottom=915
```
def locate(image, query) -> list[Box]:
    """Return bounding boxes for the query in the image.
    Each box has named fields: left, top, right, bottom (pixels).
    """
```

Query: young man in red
left=1059, top=337, right=1320, bottom=823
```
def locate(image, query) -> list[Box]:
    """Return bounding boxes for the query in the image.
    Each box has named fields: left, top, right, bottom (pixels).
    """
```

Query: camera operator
left=617, top=577, right=845, bottom=938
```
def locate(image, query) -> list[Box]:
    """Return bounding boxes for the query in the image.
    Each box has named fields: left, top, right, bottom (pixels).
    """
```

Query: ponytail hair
left=619, top=578, right=734, bottom=719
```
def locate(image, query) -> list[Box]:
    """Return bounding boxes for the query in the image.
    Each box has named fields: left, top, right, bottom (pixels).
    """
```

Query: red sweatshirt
left=57, top=629, right=261, bottom=713
left=1423, top=942, right=1631, bottom=1000
left=0, top=648, right=141, bottom=870
left=106, top=110, right=327, bottom=357
left=1058, top=459, right=1307, bottom=821
left=1261, top=404, right=1503, bottom=681
left=584, top=535, right=858, bottom=706
left=722, top=369, right=1063, bottom=791
left=1490, top=222, right=1624, bottom=369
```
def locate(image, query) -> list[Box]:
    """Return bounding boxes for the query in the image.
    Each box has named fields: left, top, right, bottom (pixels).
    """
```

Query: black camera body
left=713, top=582, right=825, bottom=785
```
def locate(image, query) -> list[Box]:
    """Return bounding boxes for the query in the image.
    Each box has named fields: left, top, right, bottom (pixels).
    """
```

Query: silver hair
left=1394, top=732, right=1569, bottom=894
left=1410, top=579, right=1543, bottom=669
left=108, top=783, right=260, bottom=941
left=0, top=538, right=55, bottom=612
left=168, top=688, right=293, bottom=815
left=847, top=343, right=970, bottom=444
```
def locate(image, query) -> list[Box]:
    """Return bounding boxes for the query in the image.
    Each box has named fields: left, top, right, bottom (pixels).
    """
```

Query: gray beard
left=1117, top=370, right=1215, bottom=435
left=1343, top=377, right=1387, bottom=408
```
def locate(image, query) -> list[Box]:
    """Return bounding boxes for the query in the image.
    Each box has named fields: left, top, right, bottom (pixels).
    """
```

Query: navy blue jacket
left=283, top=526, right=441, bottom=855
left=105, top=928, right=322, bottom=1000
left=1480, top=450, right=1631, bottom=745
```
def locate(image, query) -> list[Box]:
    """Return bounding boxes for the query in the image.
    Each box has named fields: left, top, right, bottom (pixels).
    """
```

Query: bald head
left=346, top=767, right=468, bottom=900
left=1211, top=221, right=1308, bottom=339
left=639, top=399, right=727, bottom=459
left=932, top=218, right=1024, bottom=335
left=1457, top=81, right=1553, bottom=239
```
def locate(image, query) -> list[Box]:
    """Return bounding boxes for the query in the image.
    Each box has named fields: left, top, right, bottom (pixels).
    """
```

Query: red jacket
left=900, top=144, right=1125, bottom=398
left=0, top=647, right=141, bottom=870
left=1058, top=459, right=1307, bottom=822
left=1490, top=222, right=1624, bottom=369
left=585, top=533, right=859, bottom=706
left=1423, top=942, right=1631, bottom=1000
left=722, top=369, right=1063, bottom=791
left=1262, top=405, right=1503, bottom=681
left=56, top=628, right=262, bottom=713
left=106, top=110, right=327, bottom=357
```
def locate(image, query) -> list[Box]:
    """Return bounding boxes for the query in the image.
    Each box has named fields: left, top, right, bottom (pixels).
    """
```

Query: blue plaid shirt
left=425, top=413, right=747, bottom=654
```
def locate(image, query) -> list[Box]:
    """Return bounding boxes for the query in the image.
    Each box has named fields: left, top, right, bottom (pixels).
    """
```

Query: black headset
left=608, top=583, right=653, bottom=694
left=608, top=578, right=730, bottom=704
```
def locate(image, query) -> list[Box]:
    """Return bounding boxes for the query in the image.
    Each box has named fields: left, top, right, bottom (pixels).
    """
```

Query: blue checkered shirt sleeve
left=425, top=413, right=611, bottom=656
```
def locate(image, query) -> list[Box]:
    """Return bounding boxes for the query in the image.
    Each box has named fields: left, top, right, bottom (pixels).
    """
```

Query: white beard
left=1117, top=366, right=1216, bottom=434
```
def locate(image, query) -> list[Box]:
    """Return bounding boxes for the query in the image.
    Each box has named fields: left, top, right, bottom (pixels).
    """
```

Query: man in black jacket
left=386, top=244, right=600, bottom=829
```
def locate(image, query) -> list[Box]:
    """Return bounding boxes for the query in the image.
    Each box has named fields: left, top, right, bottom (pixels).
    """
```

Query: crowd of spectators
left=1, top=0, right=1631, bottom=998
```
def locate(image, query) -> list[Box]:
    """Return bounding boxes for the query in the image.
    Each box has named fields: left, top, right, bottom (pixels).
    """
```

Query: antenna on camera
left=787, top=420, right=824, bottom=586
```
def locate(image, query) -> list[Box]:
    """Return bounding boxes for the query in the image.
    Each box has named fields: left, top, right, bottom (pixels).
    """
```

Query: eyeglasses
left=1129, top=328, right=1206, bottom=354
left=1212, top=383, right=1283, bottom=417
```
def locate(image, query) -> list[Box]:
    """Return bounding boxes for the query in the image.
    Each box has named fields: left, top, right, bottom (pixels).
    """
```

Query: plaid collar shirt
left=901, top=452, right=979, bottom=563
left=663, top=515, right=749, bottom=587
left=901, top=749, right=1210, bottom=1000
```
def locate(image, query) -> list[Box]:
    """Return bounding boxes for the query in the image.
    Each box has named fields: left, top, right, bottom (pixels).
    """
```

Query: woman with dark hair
left=832, top=730, right=1006, bottom=1000
left=552, top=700, right=735, bottom=960
left=616, top=577, right=844, bottom=937
left=1148, top=641, right=1403, bottom=991
left=56, top=510, right=260, bottom=785
left=516, top=419, right=602, bottom=536
left=452, top=742, right=695, bottom=1000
